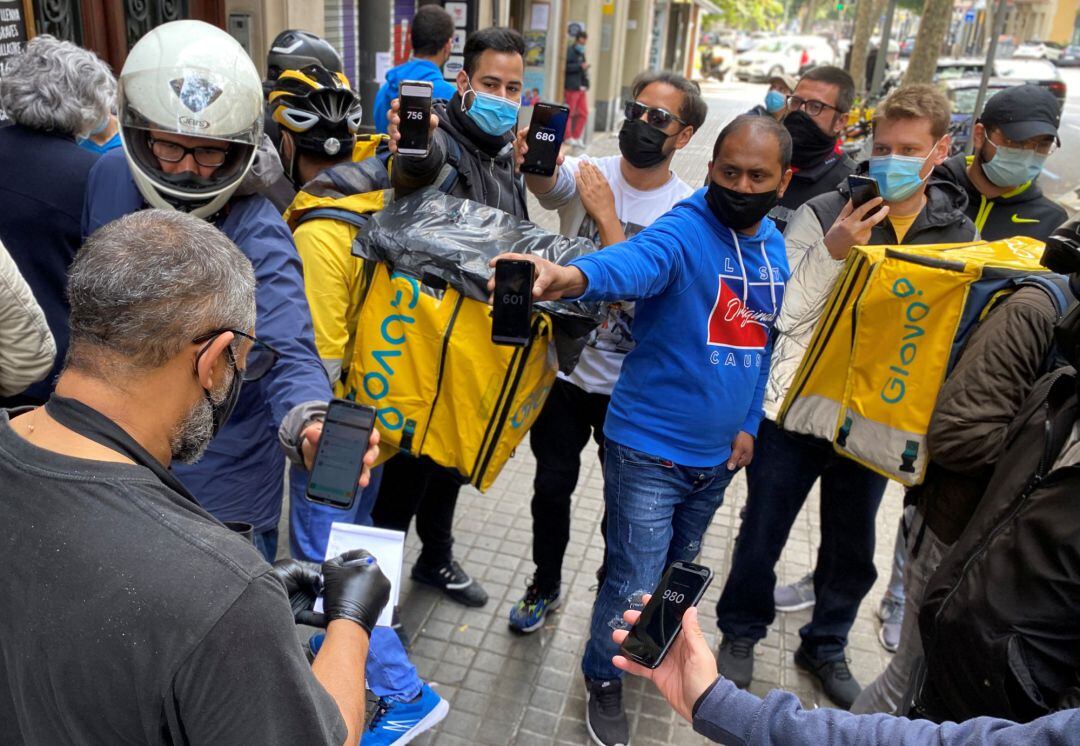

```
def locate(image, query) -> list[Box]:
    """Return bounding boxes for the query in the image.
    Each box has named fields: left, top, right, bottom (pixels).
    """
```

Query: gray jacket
left=0, top=240, right=55, bottom=397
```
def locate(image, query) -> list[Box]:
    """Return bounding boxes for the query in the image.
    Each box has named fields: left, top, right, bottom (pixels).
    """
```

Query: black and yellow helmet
left=269, top=64, right=362, bottom=157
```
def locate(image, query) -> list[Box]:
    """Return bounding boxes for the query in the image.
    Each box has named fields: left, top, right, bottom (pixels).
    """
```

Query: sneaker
left=364, top=684, right=449, bottom=745
left=584, top=678, right=629, bottom=746
left=411, top=558, right=489, bottom=607
left=877, top=595, right=904, bottom=653
left=508, top=581, right=562, bottom=633
left=716, top=635, right=755, bottom=689
left=794, top=645, right=862, bottom=710
left=774, top=572, right=816, bottom=612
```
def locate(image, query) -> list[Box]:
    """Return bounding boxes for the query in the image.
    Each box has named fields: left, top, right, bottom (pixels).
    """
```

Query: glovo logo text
left=880, top=277, right=930, bottom=405
left=362, top=272, right=419, bottom=430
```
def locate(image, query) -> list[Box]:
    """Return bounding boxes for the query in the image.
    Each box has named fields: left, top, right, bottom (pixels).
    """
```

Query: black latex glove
left=322, top=548, right=391, bottom=634
left=269, top=559, right=327, bottom=628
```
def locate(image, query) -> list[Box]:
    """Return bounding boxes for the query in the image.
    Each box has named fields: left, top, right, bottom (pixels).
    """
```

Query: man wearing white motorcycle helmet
left=83, top=20, right=334, bottom=565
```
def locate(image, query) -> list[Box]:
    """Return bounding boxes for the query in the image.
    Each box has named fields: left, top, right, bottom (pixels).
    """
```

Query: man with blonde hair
left=715, top=84, right=976, bottom=709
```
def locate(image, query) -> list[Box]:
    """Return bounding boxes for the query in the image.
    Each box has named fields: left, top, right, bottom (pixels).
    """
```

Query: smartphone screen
left=848, top=175, right=881, bottom=212
left=305, top=399, right=376, bottom=509
left=521, top=103, right=570, bottom=176
left=398, top=81, right=433, bottom=156
left=619, top=561, right=713, bottom=669
left=491, top=259, right=534, bottom=346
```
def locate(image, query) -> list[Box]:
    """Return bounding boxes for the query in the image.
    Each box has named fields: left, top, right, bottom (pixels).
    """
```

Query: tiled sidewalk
left=384, top=80, right=908, bottom=745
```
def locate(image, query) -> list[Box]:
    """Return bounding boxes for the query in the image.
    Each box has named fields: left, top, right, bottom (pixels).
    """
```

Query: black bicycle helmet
left=266, top=30, right=344, bottom=82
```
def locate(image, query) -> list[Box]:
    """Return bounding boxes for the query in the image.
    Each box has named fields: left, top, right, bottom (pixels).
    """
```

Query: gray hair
left=66, top=210, right=256, bottom=378
left=0, top=35, right=116, bottom=136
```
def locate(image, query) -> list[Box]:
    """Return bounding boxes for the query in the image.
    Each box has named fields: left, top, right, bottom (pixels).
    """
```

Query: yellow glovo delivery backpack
left=778, top=237, right=1071, bottom=486
left=345, top=263, right=558, bottom=491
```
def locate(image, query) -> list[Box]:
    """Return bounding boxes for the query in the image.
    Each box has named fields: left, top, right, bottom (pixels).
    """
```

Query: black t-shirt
left=0, top=412, right=346, bottom=745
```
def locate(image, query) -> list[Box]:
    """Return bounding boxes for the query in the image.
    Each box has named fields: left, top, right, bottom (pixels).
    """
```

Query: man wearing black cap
left=768, top=66, right=857, bottom=232
left=934, top=84, right=1067, bottom=241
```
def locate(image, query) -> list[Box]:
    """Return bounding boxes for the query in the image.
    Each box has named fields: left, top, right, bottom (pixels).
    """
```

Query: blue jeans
left=290, top=464, right=422, bottom=702
left=252, top=528, right=279, bottom=563
left=581, top=439, right=735, bottom=682
left=715, top=419, right=887, bottom=661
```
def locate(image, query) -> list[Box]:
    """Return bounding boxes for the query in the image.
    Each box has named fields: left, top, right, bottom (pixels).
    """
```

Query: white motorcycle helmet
left=118, top=20, right=263, bottom=219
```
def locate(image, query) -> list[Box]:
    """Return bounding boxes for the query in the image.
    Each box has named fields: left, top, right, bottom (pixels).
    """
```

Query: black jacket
left=770, top=151, right=856, bottom=233
left=933, top=154, right=1068, bottom=242
left=916, top=367, right=1080, bottom=723
left=565, top=45, right=588, bottom=91
left=805, top=173, right=976, bottom=247
left=391, top=95, right=527, bottom=219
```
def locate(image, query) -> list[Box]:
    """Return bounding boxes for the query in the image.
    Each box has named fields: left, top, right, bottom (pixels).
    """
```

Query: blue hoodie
left=373, top=59, right=457, bottom=134
left=569, top=189, right=789, bottom=466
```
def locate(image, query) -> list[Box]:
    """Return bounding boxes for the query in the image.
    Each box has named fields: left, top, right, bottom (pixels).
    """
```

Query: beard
left=169, top=367, right=233, bottom=464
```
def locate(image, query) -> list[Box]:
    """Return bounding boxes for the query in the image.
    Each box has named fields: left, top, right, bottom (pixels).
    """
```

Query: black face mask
left=207, top=362, right=244, bottom=437
left=783, top=110, right=838, bottom=169
left=706, top=181, right=778, bottom=232
left=619, top=118, right=672, bottom=169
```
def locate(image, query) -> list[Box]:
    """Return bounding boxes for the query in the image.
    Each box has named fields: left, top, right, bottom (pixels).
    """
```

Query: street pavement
left=392, top=80, right=908, bottom=746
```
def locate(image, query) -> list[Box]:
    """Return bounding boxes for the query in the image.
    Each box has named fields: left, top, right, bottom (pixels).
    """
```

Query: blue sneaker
left=365, top=684, right=449, bottom=745
left=508, top=581, right=562, bottom=634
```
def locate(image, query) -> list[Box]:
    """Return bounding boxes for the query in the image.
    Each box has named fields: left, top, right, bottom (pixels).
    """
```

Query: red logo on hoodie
left=707, top=277, right=773, bottom=349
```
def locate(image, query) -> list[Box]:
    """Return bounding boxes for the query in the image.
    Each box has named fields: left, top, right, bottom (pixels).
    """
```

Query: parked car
left=1057, top=44, right=1080, bottom=66
left=943, top=78, right=1015, bottom=154
left=1014, top=40, right=1065, bottom=61
left=933, top=57, right=1065, bottom=110
left=900, top=36, right=917, bottom=57
left=734, top=35, right=836, bottom=82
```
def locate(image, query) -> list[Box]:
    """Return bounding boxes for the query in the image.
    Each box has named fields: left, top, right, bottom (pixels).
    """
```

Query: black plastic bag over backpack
left=352, top=187, right=604, bottom=370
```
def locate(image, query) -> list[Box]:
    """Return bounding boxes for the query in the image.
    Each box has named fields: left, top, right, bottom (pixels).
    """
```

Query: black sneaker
left=584, top=678, right=628, bottom=746
left=716, top=636, right=755, bottom=689
left=794, top=645, right=862, bottom=709
left=411, top=558, right=489, bottom=607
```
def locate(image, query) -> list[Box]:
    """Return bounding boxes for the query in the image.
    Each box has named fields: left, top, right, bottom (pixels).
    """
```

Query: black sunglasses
left=192, top=329, right=280, bottom=382
left=624, top=100, right=687, bottom=129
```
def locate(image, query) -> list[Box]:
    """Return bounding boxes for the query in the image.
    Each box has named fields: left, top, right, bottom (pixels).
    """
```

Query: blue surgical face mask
left=981, top=140, right=1048, bottom=188
left=88, top=115, right=111, bottom=136
left=764, top=90, right=786, bottom=114
left=77, top=131, right=122, bottom=155
left=868, top=139, right=942, bottom=202
left=575, top=43, right=587, bottom=54
left=463, top=84, right=521, bottom=137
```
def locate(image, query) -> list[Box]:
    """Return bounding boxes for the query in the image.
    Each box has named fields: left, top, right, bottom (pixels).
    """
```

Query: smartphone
left=305, top=399, right=377, bottom=509
left=521, top=102, right=570, bottom=176
left=619, top=561, right=714, bottom=669
left=491, top=259, right=535, bottom=346
left=398, top=80, right=433, bottom=157
left=848, top=175, right=881, bottom=213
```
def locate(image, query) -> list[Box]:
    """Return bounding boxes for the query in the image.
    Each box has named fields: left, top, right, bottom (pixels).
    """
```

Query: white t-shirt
left=537, top=154, right=693, bottom=395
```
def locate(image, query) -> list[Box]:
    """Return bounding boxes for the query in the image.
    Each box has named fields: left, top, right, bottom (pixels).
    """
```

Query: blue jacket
left=373, top=59, right=456, bottom=134
left=693, top=676, right=1080, bottom=745
left=82, top=149, right=332, bottom=532
left=569, top=190, right=788, bottom=466
left=0, top=125, right=99, bottom=404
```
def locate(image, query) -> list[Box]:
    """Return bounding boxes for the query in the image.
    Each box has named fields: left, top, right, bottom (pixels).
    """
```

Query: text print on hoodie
left=568, top=188, right=789, bottom=467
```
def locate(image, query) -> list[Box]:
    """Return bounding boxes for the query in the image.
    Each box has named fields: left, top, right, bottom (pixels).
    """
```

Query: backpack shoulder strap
left=294, top=207, right=371, bottom=229
left=436, top=135, right=463, bottom=194
left=1018, top=273, right=1073, bottom=319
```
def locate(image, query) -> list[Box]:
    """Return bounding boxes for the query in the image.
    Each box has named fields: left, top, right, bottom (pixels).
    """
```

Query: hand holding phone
left=492, top=259, right=535, bottom=346
left=618, top=561, right=713, bottom=669
left=847, top=175, right=881, bottom=213
left=305, top=399, right=378, bottom=510
left=397, top=80, right=434, bottom=157
left=521, top=102, right=570, bottom=176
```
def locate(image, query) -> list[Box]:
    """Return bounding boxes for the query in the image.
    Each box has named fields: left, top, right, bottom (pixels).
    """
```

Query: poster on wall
left=0, top=0, right=33, bottom=123
left=444, top=55, right=464, bottom=79
left=445, top=2, right=468, bottom=27
left=451, top=28, right=466, bottom=54
left=523, top=68, right=545, bottom=104
left=524, top=30, right=546, bottom=67
left=530, top=3, right=550, bottom=31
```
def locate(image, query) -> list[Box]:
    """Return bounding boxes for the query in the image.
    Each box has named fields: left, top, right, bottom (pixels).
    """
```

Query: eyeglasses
left=786, top=95, right=841, bottom=117
left=192, top=329, right=280, bottom=382
left=149, top=137, right=230, bottom=168
left=624, top=100, right=687, bottom=129
left=990, top=136, right=1059, bottom=156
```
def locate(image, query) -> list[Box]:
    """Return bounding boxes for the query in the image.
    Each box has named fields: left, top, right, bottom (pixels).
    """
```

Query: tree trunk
left=848, top=0, right=876, bottom=95
left=801, top=0, right=819, bottom=33
left=904, top=0, right=952, bottom=84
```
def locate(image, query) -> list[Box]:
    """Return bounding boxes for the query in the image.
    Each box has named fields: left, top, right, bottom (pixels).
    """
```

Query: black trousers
left=372, top=453, right=461, bottom=567
left=529, top=378, right=610, bottom=591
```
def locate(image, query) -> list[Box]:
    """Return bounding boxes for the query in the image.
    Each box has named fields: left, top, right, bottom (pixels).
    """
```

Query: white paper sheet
left=313, top=522, right=404, bottom=628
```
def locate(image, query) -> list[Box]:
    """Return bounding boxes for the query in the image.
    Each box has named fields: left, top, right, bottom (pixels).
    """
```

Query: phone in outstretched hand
left=848, top=175, right=882, bottom=214
left=397, top=80, right=433, bottom=157
left=619, top=561, right=714, bottom=669
left=521, top=102, right=570, bottom=176
left=305, top=399, right=377, bottom=510
left=491, top=259, right=535, bottom=346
